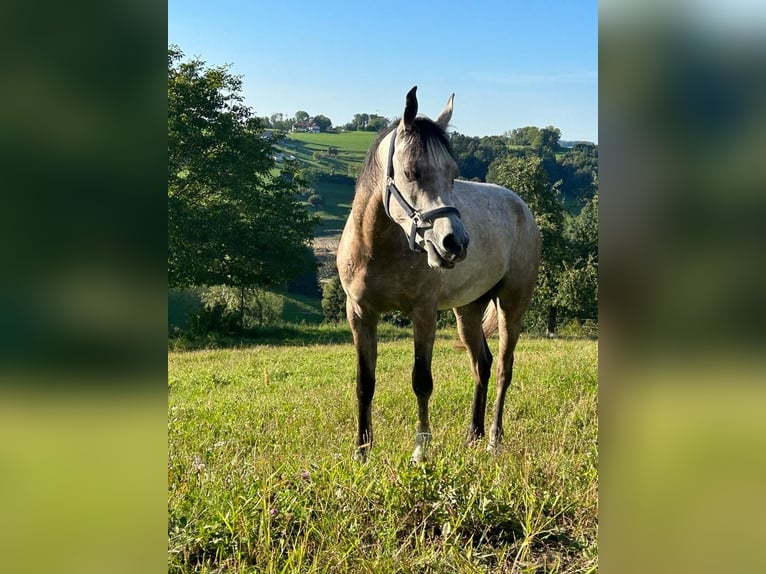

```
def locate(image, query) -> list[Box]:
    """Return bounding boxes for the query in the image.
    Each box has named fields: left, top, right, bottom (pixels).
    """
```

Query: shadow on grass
left=168, top=323, right=453, bottom=351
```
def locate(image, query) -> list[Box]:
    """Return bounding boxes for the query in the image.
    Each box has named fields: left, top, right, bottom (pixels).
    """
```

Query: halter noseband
left=383, top=132, right=460, bottom=253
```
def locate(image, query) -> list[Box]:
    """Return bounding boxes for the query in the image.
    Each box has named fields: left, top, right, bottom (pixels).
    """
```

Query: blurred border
left=600, top=1, right=766, bottom=572
left=0, top=2, right=167, bottom=572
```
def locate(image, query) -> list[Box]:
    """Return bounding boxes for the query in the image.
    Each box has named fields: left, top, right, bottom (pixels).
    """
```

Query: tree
left=312, top=114, right=332, bottom=132
left=295, top=110, right=310, bottom=124
left=168, top=47, right=318, bottom=327
left=506, top=126, right=540, bottom=147
left=559, top=191, right=598, bottom=321
left=366, top=114, right=390, bottom=131
left=321, top=276, right=346, bottom=323
left=489, top=154, right=567, bottom=335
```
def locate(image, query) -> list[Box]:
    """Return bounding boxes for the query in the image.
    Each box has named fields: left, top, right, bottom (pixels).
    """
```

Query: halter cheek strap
left=383, top=133, right=460, bottom=253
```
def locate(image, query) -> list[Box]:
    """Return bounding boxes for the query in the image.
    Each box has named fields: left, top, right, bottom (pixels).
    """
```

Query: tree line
left=261, top=111, right=391, bottom=133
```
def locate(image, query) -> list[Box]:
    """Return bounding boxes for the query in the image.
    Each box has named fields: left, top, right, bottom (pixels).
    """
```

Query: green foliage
left=559, top=193, right=598, bottom=321
left=312, top=114, right=332, bottom=132
left=490, top=155, right=568, bottom=334
left=168, top=337, right=598, bottom=572
left=168, top=47, right=318, bottom=292
left=321, top=276, right=346, bottom=323
left=506, top=125, right=561, bottom=154
left=557, top=143, right=598, bottom=210
left=189, top=285, right=285, bottom=334
left=382, top=310, right=411, bottom=328
left=490, top=155, right=598, bottom=334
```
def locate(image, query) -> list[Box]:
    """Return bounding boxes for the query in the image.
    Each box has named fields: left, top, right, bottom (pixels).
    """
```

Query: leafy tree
left=557, top=143, right=598, bottom=209
left=312, top=114, right=332, bottom=132
left=321, top=275, right=346, bottom=323
left=506, top=126, right=540, bottom=147
left=295, top=110, right=310, bottom=124
left=366, top=114, right=390, bottom=132
left=489, top=155, right=567, bottom=335
left=353, top=113, right=369, bottom=130
left=538, top=126, right=562, bottom=154
left=559, top=191, right=598, bottom=321
left=168, top=47, right=318, bottom=328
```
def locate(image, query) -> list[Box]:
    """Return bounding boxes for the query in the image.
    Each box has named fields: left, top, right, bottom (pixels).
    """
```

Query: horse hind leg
left=455, top=300, right=493, bottom=444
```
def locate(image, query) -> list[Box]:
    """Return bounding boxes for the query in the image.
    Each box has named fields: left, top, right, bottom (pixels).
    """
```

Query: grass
left=289, top=131, right=377, bottom=153
left=306, top=180, right=355, bottom=238
left=278, top=131, right=376, bottom=179
left=280, top=293, right=324, bottom=325
left=168, top=331, right=598, bottom=572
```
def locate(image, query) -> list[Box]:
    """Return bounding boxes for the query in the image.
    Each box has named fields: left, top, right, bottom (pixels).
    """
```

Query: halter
left=383, top=132, right=461, bottom=253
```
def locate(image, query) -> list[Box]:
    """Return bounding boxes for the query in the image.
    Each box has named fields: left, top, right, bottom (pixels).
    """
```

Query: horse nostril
left=442, top=233, right=462, bottom=255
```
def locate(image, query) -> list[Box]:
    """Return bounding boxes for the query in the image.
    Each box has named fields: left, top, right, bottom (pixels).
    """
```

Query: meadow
left=168, top=331, right=598, bottom=572
left=281, top=131, right=376, bottom=178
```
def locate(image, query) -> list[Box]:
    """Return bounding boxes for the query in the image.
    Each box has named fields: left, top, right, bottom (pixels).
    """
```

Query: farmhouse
left=291, top=122, right=321, bottom=133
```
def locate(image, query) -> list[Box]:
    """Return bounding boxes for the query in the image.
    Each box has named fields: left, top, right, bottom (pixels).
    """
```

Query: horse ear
left=435, top=93, right=454, bottom=130
left=400, top=86, right=418, bottom=131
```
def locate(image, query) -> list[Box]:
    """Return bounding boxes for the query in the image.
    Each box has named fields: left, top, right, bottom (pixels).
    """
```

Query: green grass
left=280, top=293, right=323, bottom=325
left=289, top=131, right=377, bottom=153
left=308, top=180, right=355, bottom=238
left=168, top=333, right=598, bottom=572
left=279, top=131, right=376, bottom=178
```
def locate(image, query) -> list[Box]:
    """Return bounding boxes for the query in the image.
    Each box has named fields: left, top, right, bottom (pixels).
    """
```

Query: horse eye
left=405, top=168, right=421, bottom=182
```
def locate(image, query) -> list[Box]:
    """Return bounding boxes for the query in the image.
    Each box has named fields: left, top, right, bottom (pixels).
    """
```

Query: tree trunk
left=238, top=286, right=246, bottom=332
left=546, top=305, right=557, bottom=338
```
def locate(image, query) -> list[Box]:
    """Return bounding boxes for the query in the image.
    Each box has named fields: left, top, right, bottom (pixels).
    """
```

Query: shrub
left=187, top=286, right=285, bottom=334
left=321, top=276, right=346, bottom=323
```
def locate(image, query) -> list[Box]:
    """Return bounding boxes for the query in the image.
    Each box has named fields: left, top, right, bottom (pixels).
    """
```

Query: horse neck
left=351, top=143, right=402, bottom=252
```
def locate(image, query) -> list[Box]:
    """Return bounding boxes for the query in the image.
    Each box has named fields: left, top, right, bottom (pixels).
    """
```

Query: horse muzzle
left=424, top=226, right=469, bottom=269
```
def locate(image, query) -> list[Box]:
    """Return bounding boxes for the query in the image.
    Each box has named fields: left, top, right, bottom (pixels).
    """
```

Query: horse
left=337, top=86, right=541, bottom=463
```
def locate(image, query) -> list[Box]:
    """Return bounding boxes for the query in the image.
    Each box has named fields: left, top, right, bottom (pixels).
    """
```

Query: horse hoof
left=409, top=455, right=425, bottom=466
left=353, top=448, right=369, bottom=463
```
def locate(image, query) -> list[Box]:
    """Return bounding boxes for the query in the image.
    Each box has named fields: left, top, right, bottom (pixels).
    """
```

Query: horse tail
left=482, top=300, right=498, bottom=339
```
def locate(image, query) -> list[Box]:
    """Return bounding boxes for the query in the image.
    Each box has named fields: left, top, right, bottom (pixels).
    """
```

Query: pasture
left=168, top=332, right=598, bottom=572
left=281, top=131, right=376, bottom=178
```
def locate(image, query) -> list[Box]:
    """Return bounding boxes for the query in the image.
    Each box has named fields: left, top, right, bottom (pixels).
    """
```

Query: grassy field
left=168, top=332, right=598, bottom=572
left=280, top=131, right=376, bottom=178
left=307, top=180, right=355, bottom=238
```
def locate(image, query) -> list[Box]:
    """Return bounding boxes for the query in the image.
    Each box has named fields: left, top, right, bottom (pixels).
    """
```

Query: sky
left=168, top=0, right=597, bottom=142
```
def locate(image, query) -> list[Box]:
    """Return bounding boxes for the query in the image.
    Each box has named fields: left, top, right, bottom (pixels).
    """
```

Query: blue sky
left=169, top=1, right=597, bottom=142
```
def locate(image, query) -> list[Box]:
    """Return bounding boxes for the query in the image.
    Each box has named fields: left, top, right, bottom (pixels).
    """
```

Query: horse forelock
left=357, top=118, right=454, bottom=192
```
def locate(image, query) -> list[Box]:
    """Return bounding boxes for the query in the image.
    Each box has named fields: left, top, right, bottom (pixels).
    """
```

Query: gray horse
left=337, top=86, right=540, bottom=462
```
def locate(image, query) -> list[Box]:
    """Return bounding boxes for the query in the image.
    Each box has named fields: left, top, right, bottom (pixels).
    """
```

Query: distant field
left=289, top=131, right=377, bottom=153
left=278, top=131, right=376, bottom=179
left=307, top=180, right=355, bottom=238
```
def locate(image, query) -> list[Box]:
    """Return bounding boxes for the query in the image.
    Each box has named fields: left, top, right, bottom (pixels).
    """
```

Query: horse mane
left=357, top=117, right=455, bottom=192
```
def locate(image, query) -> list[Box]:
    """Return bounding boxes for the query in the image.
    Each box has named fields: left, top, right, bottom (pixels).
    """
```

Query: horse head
left=383, top=86, right=469, bottom=269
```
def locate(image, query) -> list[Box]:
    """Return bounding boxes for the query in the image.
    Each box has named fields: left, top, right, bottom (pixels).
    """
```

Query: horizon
left=168, top=1, right=597, bottom=143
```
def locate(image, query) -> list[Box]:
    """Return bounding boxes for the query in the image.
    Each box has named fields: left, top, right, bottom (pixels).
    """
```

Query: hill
left=274, top=132, right=378, bottom=277
left=278, top=131, right=376, bottom=179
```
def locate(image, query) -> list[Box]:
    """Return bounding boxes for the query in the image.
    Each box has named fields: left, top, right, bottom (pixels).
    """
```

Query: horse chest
left=341, top=251, right=438, bottom=312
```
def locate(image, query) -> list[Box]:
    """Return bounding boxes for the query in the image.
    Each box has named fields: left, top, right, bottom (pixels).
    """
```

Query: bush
left=187, top=286, right=285, bottom=334
left=382, top=311, right=410, bottom=328
left=321, top=276, right=346, bottom=323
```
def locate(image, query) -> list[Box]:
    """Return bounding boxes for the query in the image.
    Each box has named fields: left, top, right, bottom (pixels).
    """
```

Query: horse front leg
left=411, top=305, right=437, bottom=463
left=489, top=303, right=522, bottom=452
left=347, top=299, right=378, bottom=462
